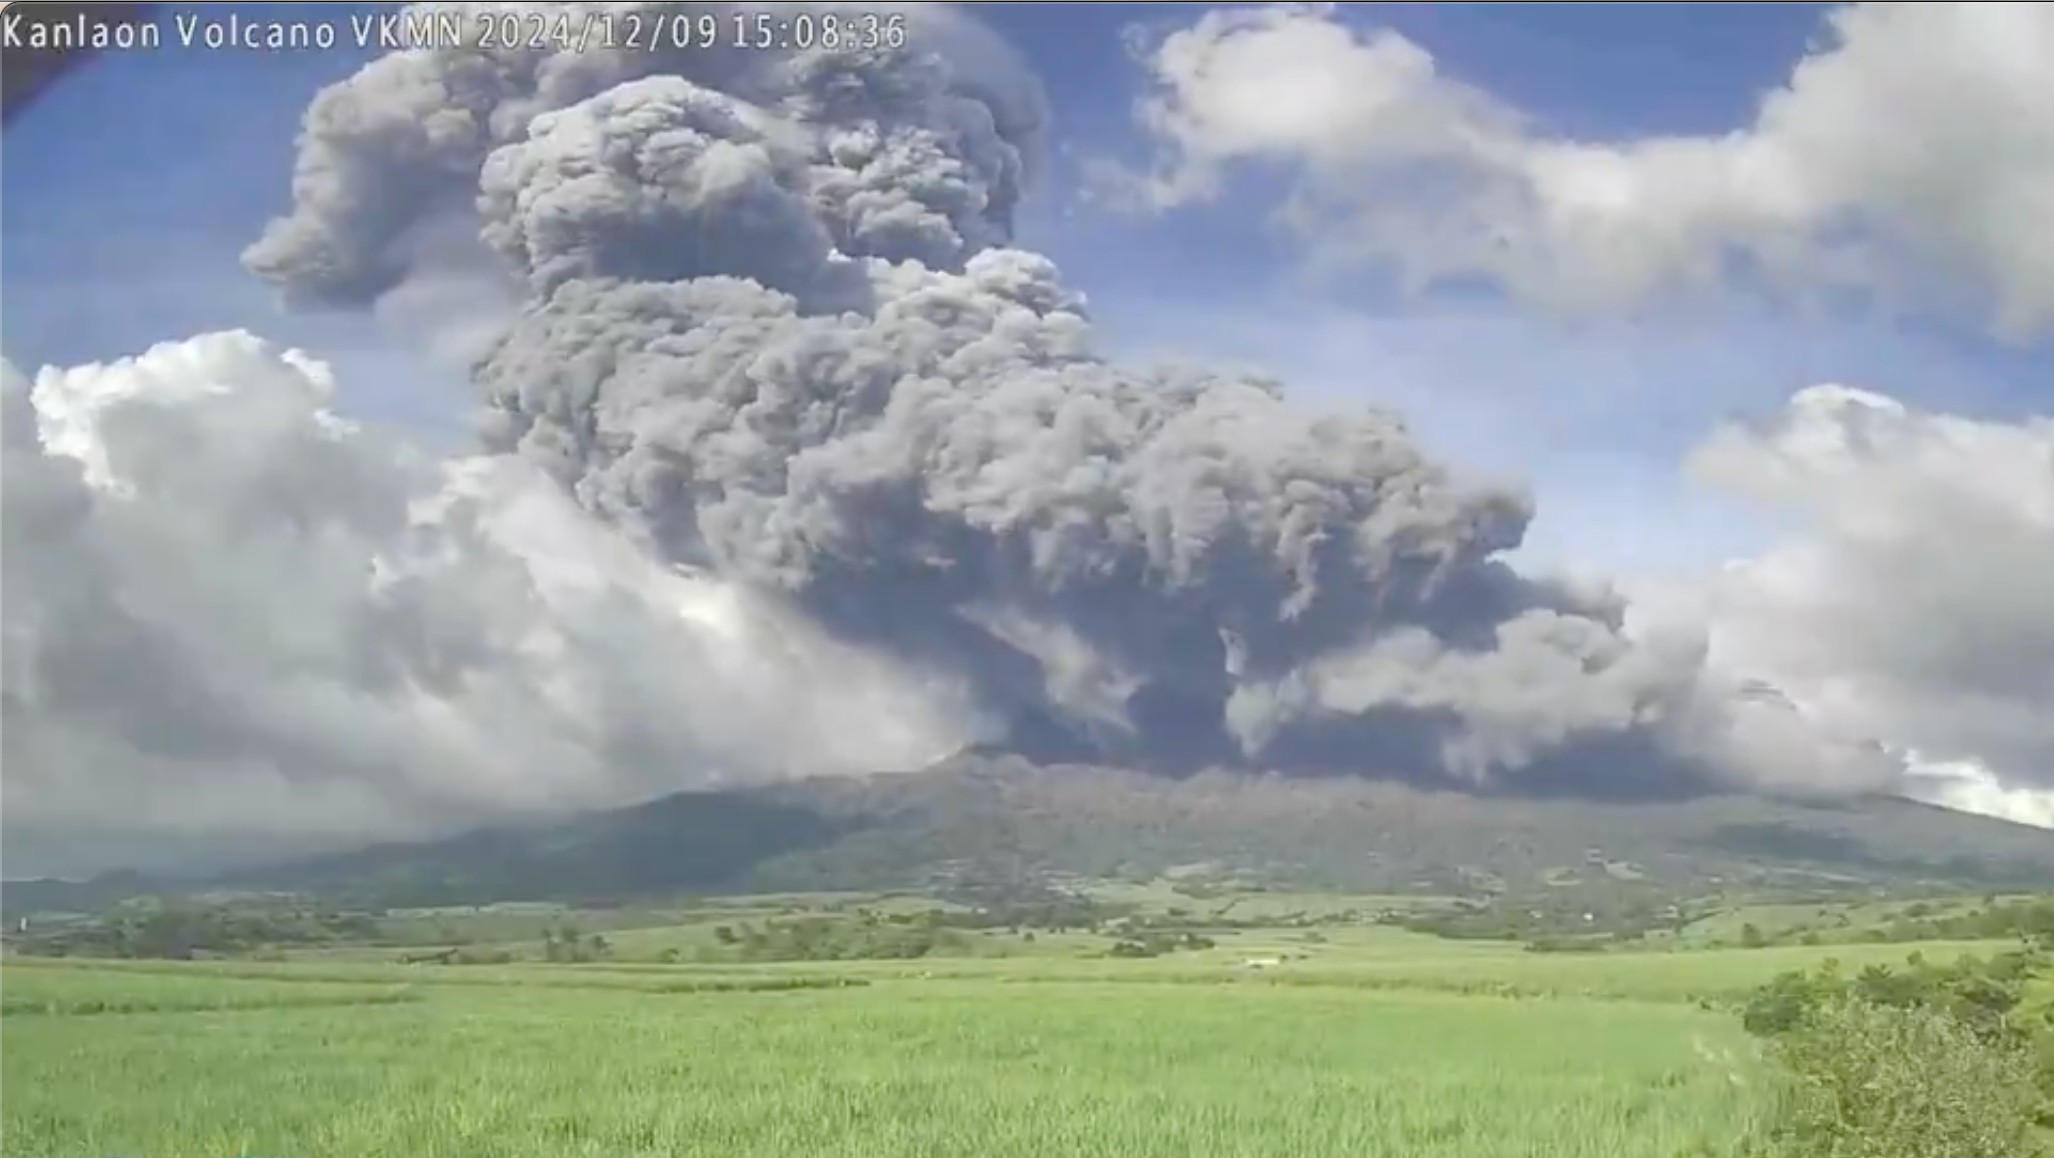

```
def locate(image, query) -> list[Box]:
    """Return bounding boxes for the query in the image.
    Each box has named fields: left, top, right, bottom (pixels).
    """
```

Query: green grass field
left=4, top=961, right=1774, bottom=1158
left=4, top=893, right=2036, bottom=1158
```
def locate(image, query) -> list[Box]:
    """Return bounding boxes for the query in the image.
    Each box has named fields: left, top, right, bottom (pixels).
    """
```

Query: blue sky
left=6, top=1, right=2046, bottom=575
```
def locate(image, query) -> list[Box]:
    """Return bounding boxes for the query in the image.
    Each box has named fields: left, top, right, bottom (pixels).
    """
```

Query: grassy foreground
left=1, top=951, right=1794, bottom=1158
left=9, top=891, right=2045, bottom=1158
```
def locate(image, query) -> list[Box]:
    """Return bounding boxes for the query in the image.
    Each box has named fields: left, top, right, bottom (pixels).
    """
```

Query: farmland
left=5, top=888, right=2048, bottom=1158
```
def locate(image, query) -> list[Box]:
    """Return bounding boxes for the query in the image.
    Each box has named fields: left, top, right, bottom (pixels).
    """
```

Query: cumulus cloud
left=1664, top=384, right=2054, bottom=822
left=1110, top=2, right=2054, bottom=337
left=0, top=333, right=978, bottom=876
left=11, top=1, right=1984, bottom=874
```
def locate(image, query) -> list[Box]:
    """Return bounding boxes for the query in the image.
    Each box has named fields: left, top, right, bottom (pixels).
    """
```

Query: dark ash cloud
left=240, top=1, right=1897, bottom=799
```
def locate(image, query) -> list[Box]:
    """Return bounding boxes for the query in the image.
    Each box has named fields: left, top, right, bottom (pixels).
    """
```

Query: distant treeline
left=1379, top=893, right=1698, bottom=945
left=1735, top=897, right=2054, bottom=951
left=698, top=898, right=1222, bottom=963
left=1388, top=894, right=2054, bottom=954
left=1856, top=898, right=2054, bottom=944
left=706, top=917, right=969, bottom=962
left=9, top=906, right=380, bottom=959
left=0, top=884, right=1228, bottom=964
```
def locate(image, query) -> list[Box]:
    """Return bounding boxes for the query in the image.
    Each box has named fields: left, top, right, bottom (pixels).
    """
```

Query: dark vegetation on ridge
left=9, top=757, right=2052, bottom=915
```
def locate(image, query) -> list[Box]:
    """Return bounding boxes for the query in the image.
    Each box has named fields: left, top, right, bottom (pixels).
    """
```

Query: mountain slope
left=151, top=758, right=2054, bottom=907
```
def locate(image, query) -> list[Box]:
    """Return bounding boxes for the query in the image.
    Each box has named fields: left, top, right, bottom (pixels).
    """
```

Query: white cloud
left=1, top=333, right=981, bottom=876
left=1657, top=384, right=2054, bottom=825
left=1911, top=757, right=2054, bottom=831
left=1112, top=2, right=2054, bottom=337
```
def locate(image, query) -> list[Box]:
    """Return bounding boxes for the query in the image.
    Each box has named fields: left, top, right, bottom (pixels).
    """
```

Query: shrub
left=1741, top=949, right=2052, bottom=1156
left=1742, top=951, right=2039, bottom=1044
left=453, top=946, right=516, bottom=965
left=1760, top=994, right=2042, bottom=1158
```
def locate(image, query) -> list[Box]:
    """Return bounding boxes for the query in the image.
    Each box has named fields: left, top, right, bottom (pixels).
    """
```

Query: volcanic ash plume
left=244, top=2, right=1901, bottom=797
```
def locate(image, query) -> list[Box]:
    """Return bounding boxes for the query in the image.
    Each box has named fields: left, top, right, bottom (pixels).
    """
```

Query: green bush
left=1760, top=994, right=2042, bottom=1158
left=1742, top=950, right=2040, bottom=1043
left=1741, top=949, right=2052, bottom=1155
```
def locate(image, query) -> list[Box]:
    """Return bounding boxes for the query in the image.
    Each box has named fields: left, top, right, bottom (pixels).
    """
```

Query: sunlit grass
left=6, top=932, right=2020, bottom=1157
left=0, top=965, right=417, bottom=1016
left=2, top=965, right=1773, bottom=1158
left=3, top=957, right=867, bottom=994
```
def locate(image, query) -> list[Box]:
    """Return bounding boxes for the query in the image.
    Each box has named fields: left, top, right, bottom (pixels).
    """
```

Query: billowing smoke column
left=247, top=2, right=1896, bottom=796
